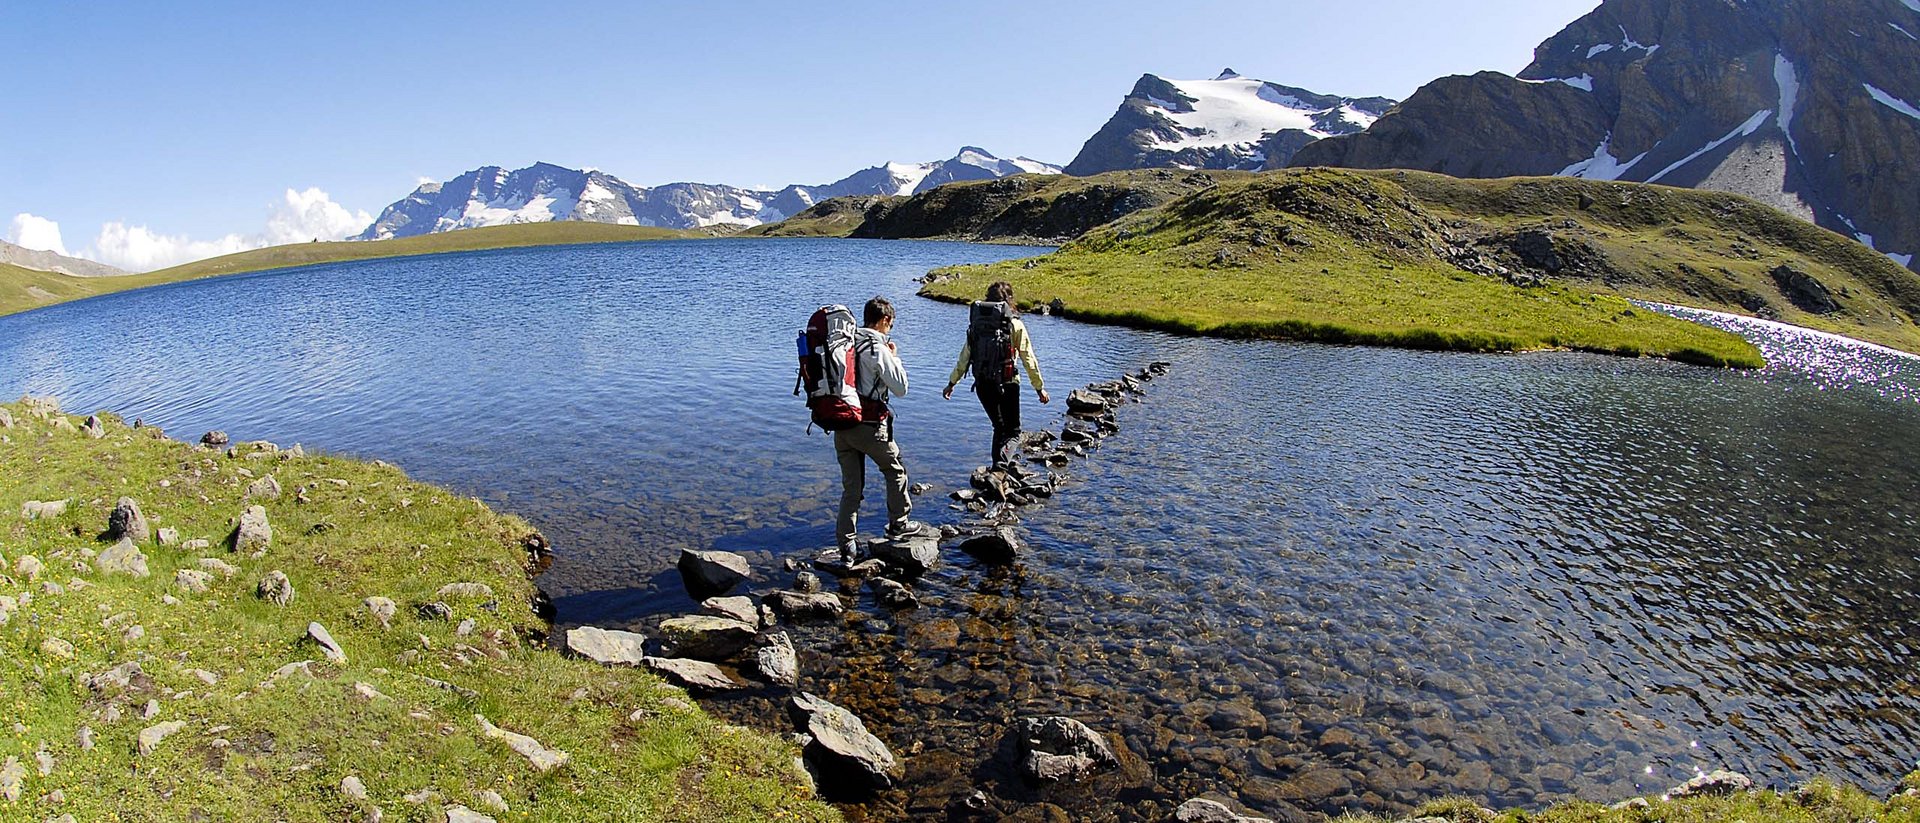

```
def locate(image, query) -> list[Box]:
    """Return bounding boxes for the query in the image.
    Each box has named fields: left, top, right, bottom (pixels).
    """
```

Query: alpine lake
left=3, top=238, right=1918, bottom=821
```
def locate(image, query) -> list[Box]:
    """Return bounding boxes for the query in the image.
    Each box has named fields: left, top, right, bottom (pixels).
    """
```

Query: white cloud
left=7, top=213, right=70, bottom=256
left=84, top=188, right=374, bottom=272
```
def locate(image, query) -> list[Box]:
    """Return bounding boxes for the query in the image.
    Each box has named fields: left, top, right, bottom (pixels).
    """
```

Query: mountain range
left=0, top=239, right=123, bottom=277
left=354, top=148, right=1061, bottom=240
left=1291, top=0, right=1920, bottom=271
left=1065, top=69, right=1396, bottom=174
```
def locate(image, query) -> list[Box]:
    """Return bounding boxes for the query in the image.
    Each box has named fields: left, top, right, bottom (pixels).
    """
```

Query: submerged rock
left=1011, top=716, right=1118, bottom=784
left=658, top=615, right=756, bottom=660
left=770, top=590, right=845, bottom=621
left=788, top=692, right=898, bottom=792
left=867, top=577, right=919, bottom=610
left=959, top=527, right=1020, bottom=565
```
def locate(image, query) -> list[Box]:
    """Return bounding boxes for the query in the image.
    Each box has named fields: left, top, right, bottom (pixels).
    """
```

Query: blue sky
left=1, top=0, right=1599, bottom=270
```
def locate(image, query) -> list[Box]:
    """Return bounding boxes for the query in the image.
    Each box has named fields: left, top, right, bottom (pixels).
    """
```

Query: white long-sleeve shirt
left=855, top=327, right=908, bottom=401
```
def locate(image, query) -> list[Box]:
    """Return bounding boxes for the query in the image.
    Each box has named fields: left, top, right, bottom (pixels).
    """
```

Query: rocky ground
left=0, top=398, right=832, bottom=822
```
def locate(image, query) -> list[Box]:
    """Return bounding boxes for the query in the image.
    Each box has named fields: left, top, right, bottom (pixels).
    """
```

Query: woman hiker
left=942, top=280, right=1050, bottom=466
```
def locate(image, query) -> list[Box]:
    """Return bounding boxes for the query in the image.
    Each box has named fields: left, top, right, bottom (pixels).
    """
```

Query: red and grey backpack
left=968, top=300, right=1017, bottom=384
left=795, top=305, right=865, bottom=431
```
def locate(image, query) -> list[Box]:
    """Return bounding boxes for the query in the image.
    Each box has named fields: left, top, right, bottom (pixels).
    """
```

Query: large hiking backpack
left=968, top=300, right=1017, bottom=384
left=795, top=305, right=865, bottom=431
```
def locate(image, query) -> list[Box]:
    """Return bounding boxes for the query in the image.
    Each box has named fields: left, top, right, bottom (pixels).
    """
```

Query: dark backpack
left=796, top=305, right=864, bottom=431
left=968, top=301, right=1017, bottom=384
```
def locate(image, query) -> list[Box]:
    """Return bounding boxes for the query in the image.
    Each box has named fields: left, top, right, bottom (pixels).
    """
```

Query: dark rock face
left=1009, top=716, right=1119, bottom=784
left=1294, top=0, right=1920, bottom=271
left=1770, top=264, right=1838, bottom=313
left=107, top=497, right=149, bottom=544
left=959, top=527, right=1021, bottom=565
left=677, top=549, right=751, bottom=597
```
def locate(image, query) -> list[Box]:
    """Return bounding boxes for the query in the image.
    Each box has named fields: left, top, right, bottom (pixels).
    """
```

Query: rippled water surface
left=3, top=239, right=1918, bottom=821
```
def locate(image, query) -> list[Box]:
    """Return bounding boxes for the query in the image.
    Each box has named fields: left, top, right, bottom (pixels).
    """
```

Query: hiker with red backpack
left=796, top=296, right=930, bottom=562
left=942, top=280, right=1050, bottom=466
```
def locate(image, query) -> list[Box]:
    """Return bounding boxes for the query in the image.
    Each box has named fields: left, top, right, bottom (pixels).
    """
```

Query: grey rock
left=20, top=499, right=68, bottom=520
left=770, top=590, right=845, bottom=621
left=341, top=774, right=368, bottom=801
left=787, top=692, right=897, bottom=790
left=137, top=721, right=185, bottom=756
left=86, top=661, right=150, bottom=695
left=641, top=656, right=742, bottom=691
left=307, top=621, right=347, bottom=663
left=364, top=596, right=397, bottom=629
left=477, top=789, right=508, bottom=812
left=1668, top=769, right=1754, bottom=798
left=246, top=475, right=282, bottom=500
left=82, top=414, right=106, bottom=438
left=233, top=505, right=273, bottom=554
left=174, top=568, right=214, bottom=593
left=0, top=408, right=11, bottom=428
left=198, top=557, right=238, bottom=578
left=415, top=601, right=453, bottom=621
left=699, top=595, right=759, bottom=625
left=0, top=756, right=19, bottom=803
left=106, top=498, right=147, bottom=540
left=794, top=571, right=822, bottom=594
left=677, top=549, right=751, bottom=595
left=445, top=806, right=496, bottom=823
left=475, top=714, right=569, bottom=772
left=437, top=582, right=494, bottom=600
left=1176, top=798, right=1276, bottom=822
left=867, top=577, right=919, bottom=610
left=959, top=526, right=1020, bottom=565
left=658, top=615, right=757, bottom=660
left=200, top=431, right=229, bottom=446
left=909, top=482, right=933, bottom=495
left=1065, top=390, right=1110, bottom=415
left=565, top=626, right=648, bottom=666
left=13, top=555, right=41, bottom=580
left=96, top=537, right=150, bottom=577
left=869, top=533, right=939, bottom=576
left=257, top=571, right=295, bottom=606
left=156, top=527, right=179, bottom=546
left=754, top=632, right=798, bottom=687
left=1012, top=716, right=1118, bottom=784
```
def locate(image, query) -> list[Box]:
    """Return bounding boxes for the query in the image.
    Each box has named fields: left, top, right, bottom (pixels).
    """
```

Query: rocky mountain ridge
left=0, top=239, right=124, bottom=277
left=1066, top=69, right=1395, bottom=175
left=355, top=149, right=1061, bottom=240
left=1291, top=0, right=1920, bottom=272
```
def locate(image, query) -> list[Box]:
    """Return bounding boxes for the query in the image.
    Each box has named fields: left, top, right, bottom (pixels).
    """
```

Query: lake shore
left=0, top=397, right=833, bottom=822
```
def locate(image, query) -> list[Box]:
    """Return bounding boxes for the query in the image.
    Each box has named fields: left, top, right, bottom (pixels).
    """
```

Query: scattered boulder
left=565, top=626, right=648, bottom=666
left=38, top=637, right=75, bottom=659
left=307, top=622, right=347, bottom=663
left=475, top=714, right=569, bottom=772
left=642, top=656, right=743, bottom=691
left=1011, top=716, right=1118, bottom=784
left=770, top=590, right=845, bottom=621
left=200, top=431, right=230, bottom=446
left=108, top=497, right=154, bottom=543
left=20, top=499, right=69, bottom=520
left=699, top=595, right=759, bottom=626
left=340, top=775, right=369, bottom=802
left=1770, top=264, right=1839, bottom=314
left=0, top=408, right=11, bottom=429
left=86, top=661, right=151, bottom=696
left=1668, top=769, right=1755, bottom=798
left=13, top=555, right=41, bottom=580
left=416, top=601, right=453, bottom=621
left=754, top=632, right=799, bottom=687
left=156, top=527, right=179, bottom=546
left=0, top=756, right=19, bottom=803
left=198, top=557, right=238, bottom=578
left=136, top=721, right=185, bottom=756
left=794, top=571, right=822, bottom=594
left=257, top=571, right=295, bottom=606
left=82, top=415, right=106, bottom=439
left=232, top=505, right=273, bottom=554
left=1176, top=798, right=1276, bottom=823
left=677, top=549, right=751, bottom=596
left=959, top=527, right=1021, bottom=565
left=96, top=538, right=150, bottom=578
left=869, top=533, right=939, bottom=577
left=867, top=577, right=919, bottom=610
left=787, top=692, right=898, bottom=792
left=445, top=805, right=496, bottom=823
left=174, top=569, right=213, bottom=593
left=658, top=615, right=757, bottom=660
left=437, top=582, right=494, bottom=599
left=246, top=475, right=282, bottom=500
left=364, top=596, right=397, bottom=629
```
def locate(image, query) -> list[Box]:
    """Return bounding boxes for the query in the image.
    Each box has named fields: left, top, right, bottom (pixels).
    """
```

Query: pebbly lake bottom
left=2, top=239, right=1917, bottom=821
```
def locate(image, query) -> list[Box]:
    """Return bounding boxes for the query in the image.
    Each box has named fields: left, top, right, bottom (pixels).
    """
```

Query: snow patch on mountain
left=1558, top=135, right=1647, bottom=180
left=1647, top=109, right=1773, bottom=183
left=1775, top=54, right=1802, bottom=157
left=1141, top=76, right=1379, bottom=153
left=1864, top=83, right=1920, bottom=121
left=1524, top=74, right=1595, bottom=91
left=1903, top=0, right=1920, bottom=13
left=1892, top=21, right=1919, bottom=40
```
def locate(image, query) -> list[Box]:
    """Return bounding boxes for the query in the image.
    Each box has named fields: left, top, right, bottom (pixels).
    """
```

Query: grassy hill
left=0, top=399, right=831, bottom=821
left=0, top=222, right=716, bottom=319
left=921, top=168, right=1920, bottom=366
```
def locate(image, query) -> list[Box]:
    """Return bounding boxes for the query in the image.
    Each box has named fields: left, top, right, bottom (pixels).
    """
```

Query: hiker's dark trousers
left=975, top=379, right=1022, bottom=465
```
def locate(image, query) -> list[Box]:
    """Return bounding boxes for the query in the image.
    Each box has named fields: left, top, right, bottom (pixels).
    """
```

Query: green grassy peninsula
left=0, top=399, right=831, bottom=822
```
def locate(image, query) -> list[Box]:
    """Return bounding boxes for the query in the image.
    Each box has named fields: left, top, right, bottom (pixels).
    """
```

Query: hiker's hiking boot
left=886, top=520, right=931, bottom=539
left=837, top=541, right=861, bottom=565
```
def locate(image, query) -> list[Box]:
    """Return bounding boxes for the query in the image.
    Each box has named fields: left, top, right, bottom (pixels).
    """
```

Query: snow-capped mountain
left=1292, top=0, right=1920, bottom=271
left=1065, top=69, right=1397, bottom=175
left=356, top=149, right=1062, bottom=241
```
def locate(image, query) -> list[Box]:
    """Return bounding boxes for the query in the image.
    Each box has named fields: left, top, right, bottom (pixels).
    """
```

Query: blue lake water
left=3, top=237, right=1918, bottom=821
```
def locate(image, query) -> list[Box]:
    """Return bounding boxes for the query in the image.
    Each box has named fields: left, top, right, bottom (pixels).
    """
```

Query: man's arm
left=873, top=338, right=909, bottom=396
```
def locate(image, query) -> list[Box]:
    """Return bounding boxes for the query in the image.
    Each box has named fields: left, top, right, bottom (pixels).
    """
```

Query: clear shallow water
left=2, top=239, right=1918, bottom=821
